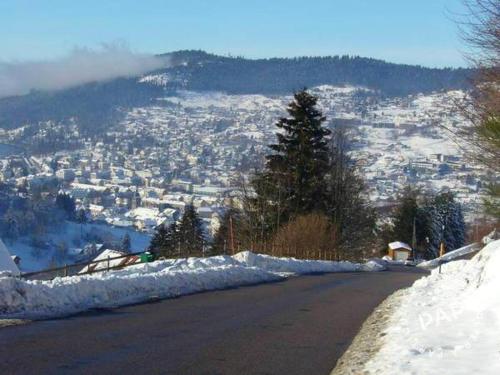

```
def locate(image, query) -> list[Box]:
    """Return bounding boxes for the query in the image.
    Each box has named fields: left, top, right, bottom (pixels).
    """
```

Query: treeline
left=150, top=90, right=376, bottom=261
left=17, top=122, right=84, bottom=154
left=0, top=187, right=85, bottom=242
left=165, top=50, right=472, bottom=96
left=149, top=204, right=206, bottom=257
left=382, top=188, right=466, bottom=258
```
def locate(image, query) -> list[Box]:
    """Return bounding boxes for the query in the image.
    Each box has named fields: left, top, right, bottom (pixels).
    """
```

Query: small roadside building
left=388, top=241, right=412, bottom=261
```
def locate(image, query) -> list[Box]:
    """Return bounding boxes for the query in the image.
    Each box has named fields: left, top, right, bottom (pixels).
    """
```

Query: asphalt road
left=0, top=266, right=426, bottom=375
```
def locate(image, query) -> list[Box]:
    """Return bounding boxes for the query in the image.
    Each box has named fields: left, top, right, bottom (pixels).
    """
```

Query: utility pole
left=411, top=216, right=417, bottom=260
left=439, top=224, right=446, bottom=258
left=229, top=215, right=235, bottom=255
left=276, top=182, right=281, bottom=232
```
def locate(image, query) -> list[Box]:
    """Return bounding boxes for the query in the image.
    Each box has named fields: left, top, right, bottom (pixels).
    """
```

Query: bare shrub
left=271, top=213, right=337, bottom=260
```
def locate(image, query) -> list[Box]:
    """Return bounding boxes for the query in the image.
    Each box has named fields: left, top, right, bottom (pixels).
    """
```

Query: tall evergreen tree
left=258, top=89, right=331, bottom=220
left=244, top=90, right=376, bottom=258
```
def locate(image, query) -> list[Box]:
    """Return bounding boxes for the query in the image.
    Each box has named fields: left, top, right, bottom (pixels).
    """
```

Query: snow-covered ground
left=0, top=251, right=385, bottom=320
left=6, top=221, right=151, bottom=272
left=364, top=240, right=500, bottom=375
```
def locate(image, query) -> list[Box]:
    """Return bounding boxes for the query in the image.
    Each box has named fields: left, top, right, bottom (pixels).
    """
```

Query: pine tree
left=422, top=192, right=466, bottom=257
left=243, top=91, right=376, bottom=257
left=56, top=192, right=76, bottom=220
left=177, top=205, right=205, bottom=256
left=391, top=188, right=419, bottom=245
left=121, top=233, right=131, bottom=253
left=148, top=225, right=165, bottom=255
left=76, top=208, right=87, bottom=224
left=164, top=222, right=180, bottom=257
left=446, top=197, right=466, bottom=250
left=75, top=208, right=87, bottom=239
left=259, top=89, right=331, bottom=220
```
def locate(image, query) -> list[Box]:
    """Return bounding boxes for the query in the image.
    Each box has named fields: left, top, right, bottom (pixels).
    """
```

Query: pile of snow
left=418, top=243, right=481, bottom=269
left=233, top=251, right=386, bottom=273
left=380, top=255, right=407, bottom=265
left=0, top=252, right=385, bottom=319
left=362, top=259, right=388, bottom=272
left=365, top=240, right=500, bottom=375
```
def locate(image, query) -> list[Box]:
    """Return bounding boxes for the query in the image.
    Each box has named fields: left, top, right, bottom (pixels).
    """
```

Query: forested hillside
left=0, top=50, right=472, bottom=133
left=162, top=50, right=471, bottom=96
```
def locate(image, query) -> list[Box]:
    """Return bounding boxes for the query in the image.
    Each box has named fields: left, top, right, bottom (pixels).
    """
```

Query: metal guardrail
left=20, top=249, right=219, bottom=281
left=21, top=251, right=148, bottom=281
left=436, top=243, right=481, bottom=273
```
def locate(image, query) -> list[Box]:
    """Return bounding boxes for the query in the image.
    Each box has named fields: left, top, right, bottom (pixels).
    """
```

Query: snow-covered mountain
left=0, top=50, right=472, bottom=133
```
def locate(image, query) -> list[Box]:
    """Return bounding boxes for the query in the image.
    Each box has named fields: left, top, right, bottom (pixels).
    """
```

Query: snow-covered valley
left=0, top=85, right=490, bottom=275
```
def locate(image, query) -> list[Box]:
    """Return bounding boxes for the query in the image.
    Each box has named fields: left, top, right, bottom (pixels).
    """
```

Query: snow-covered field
left=0, top=251, right=385, bottom=320
left=364, top=239, right=500, bottom=375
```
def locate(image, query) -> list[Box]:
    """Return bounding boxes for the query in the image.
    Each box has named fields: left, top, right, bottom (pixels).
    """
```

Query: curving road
left=0, top=266, right=426, bottom=375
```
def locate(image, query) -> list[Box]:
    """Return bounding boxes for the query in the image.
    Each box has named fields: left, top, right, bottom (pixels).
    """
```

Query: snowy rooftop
left=388, top=241, right=412, bottom=251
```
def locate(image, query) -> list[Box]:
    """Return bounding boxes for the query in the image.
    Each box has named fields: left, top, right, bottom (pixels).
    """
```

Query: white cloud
left=0, top=43, right=168, bottom=98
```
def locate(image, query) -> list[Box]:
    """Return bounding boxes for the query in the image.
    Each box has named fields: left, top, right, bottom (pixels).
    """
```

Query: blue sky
left=0, top=0, right=468, bottom=67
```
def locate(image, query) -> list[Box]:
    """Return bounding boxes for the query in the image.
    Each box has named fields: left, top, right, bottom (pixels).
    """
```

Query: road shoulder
left=330, top=288, right=407, bottom=375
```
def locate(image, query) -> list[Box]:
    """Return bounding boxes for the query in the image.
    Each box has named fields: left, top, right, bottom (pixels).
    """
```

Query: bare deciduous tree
left=454, top=0, right=500, bottom=218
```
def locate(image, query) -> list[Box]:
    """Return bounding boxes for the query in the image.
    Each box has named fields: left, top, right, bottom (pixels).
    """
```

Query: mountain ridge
left=0, top=50, right=473, bottom=133
left=155, top=50, right=471, bottom=95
